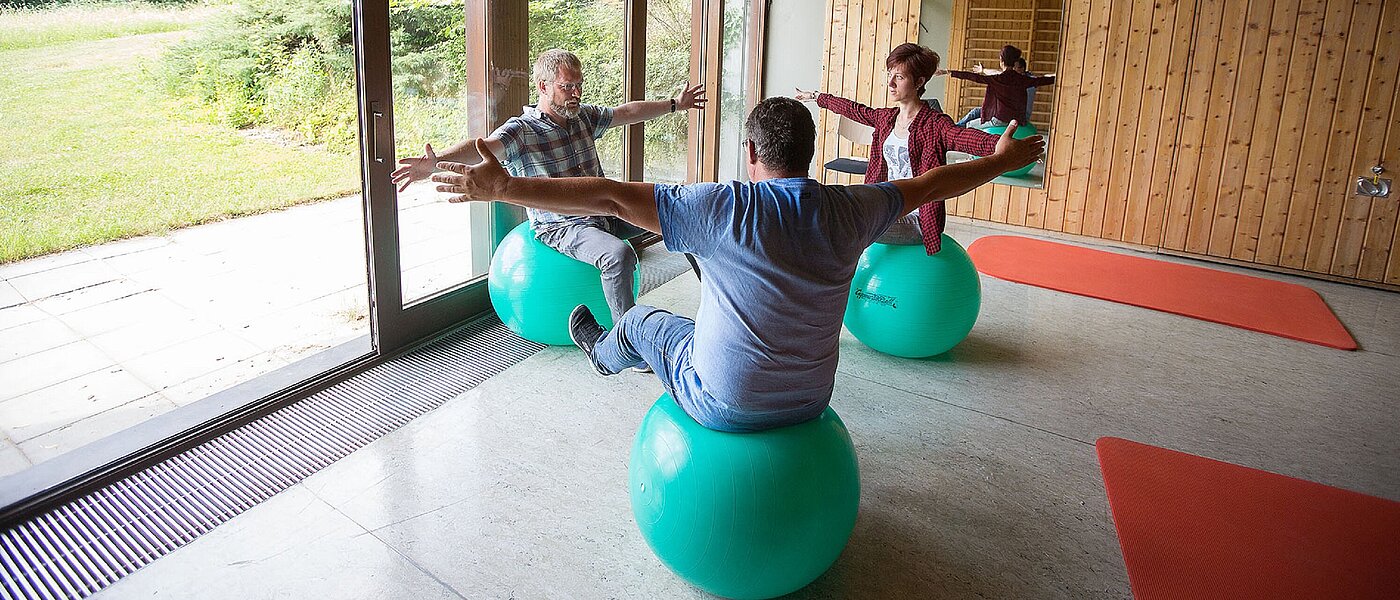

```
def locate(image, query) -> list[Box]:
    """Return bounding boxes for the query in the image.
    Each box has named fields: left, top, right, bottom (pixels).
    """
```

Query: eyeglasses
left=554, top=81, right=584, bottom=92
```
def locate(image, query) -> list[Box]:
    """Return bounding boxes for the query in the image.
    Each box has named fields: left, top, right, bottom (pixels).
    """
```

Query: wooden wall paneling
left=1082, top=0, right=1138, bottom=240
left=1095, top=0, right=1152, bottom=241
left=1359, top=2, right=1400, bottom=283
left=905, top=0, right=920, bottom=42
left=1308, top=0, right=1382, bottom=275
left=1038, top=0, right=1089, bottom=232
left=1121, top=0, right=1178, bottom=244
left=1161, top=0, right=1222, bottom=251
left=818, top=0, right=849, bottom=185
left=1182, top=0, right=1245, bottom=255
left=1140, top=0, right=1195, bottom=247
left=1278, top=0, right=1354, bottom=269
left=946, top=0, right=968, bottom=136
left=1255, top=1, right=1326, bottom=263
left=1062, top=0, right=1112, bottom=235
left=1204, top=0, right=1273, bottom=257
left=1330, top=0, right=1393, bottom=278
left=837, top=0, right=866, bottom=185
left=989, top=179, right=1010, bottom=222
left=873, top=0, right=895, bottom=113
left=1007, top=177, right=1030, bottom=226
left=1230, top=0, right=1299, bottom=261
left=851, top=0, right=879, bottom=176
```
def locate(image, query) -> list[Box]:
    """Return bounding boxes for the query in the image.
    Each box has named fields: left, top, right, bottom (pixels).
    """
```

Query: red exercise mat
left=966, top=235, right=1357, bottom=350
left=1096, top=437, right=1400, bottom=600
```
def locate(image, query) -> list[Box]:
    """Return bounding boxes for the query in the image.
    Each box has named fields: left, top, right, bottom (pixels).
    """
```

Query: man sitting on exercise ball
left=431, top=97, right=1043, bottom=432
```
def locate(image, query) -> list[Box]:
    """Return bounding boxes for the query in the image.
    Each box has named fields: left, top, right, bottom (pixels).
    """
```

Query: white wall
left=918, top=0, right=954, bottom=109
left=763, top=0, right=956, bottom=110
left=762, top=0, right=826, bottom=123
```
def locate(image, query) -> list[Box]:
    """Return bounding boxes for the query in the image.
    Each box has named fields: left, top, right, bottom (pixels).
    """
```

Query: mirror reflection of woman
left=796, top=43, right=1002, bottom=255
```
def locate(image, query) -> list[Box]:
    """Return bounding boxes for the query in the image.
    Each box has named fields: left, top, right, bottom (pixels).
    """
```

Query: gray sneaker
left=568, top=305, right=610, bottom=376
left=630, top=364, right=653, bottom=374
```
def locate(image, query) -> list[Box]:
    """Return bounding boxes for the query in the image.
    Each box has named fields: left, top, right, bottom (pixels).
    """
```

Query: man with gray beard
left=393, top=49, right=705, bottom=372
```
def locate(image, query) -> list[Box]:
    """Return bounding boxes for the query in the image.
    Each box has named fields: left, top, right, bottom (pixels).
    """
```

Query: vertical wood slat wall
left=815, top=0, right=922, bottom=187
left=816, top=0, right=1400, bottom=286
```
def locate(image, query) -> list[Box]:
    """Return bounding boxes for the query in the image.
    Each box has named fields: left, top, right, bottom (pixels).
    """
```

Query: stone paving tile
left=87, top=316, right=221, bottom=363
left=0, top=318, right=81, bottom=364
left=7, top=259, right=123, bottom=302
left=57, top=290, right=195, bottom=338
left=0, top=303, right=47, bottom=332
left=0, top=367, right=156, bottom=444
left=160, top=353, right=291, bottom=407
left=18, top=393, right=178, bottom=465
left=77, top=235, right=172, bottom=261
left=31, top=277, right=154, bottom=316
left=0, top=281, right=23, bottom=308
left=0, top=247, right=93, bottom=280
left=121, top=330, right=265, bottom=392
left=0, top=340, right=112, bottom=403
left=0, top=436, right=31, bottom=479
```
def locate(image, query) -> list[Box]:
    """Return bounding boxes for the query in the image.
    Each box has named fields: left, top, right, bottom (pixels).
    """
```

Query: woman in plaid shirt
left=796, top=43, right=1003, bottom=255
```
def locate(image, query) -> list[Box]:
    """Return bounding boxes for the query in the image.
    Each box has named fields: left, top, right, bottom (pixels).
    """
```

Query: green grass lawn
left=0, top=4, right=359, bottom=263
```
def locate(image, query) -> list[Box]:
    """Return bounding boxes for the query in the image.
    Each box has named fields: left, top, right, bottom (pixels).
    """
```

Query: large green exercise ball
left=629, top=396, right=861, bottom=600
left=982, top=123, right=1039, bottom=177
left=488, top=221, right=639, bottom=345
left=844, top=235, right=981, bottom=358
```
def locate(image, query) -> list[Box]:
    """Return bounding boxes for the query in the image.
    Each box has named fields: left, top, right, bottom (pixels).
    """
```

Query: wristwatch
left=670, top=98, right=677, bottom=113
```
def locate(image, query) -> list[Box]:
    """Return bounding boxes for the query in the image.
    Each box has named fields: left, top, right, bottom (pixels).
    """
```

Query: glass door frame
left=356, top=0, right=495, bottom=353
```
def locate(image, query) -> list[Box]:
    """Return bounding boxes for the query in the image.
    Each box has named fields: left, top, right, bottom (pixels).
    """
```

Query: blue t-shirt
left=656, top=178, right=904, bottom=417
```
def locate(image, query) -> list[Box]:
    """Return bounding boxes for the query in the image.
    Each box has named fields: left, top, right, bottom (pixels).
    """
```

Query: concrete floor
left=92, top=220, right=1400, bottom=599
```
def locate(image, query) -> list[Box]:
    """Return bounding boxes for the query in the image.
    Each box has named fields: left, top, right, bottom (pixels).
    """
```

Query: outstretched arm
left=891, top=121, right=1044, bottom=214
left=390, top=136, right=508, bottom=192
left=432, top=139, right=660, bottom=232
left=612, top=83, right=707, bottom=127
left=797, top=88, right=882, bottom=127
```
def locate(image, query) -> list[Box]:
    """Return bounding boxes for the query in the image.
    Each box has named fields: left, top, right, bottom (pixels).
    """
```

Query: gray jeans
left=536, top=218, right=646, bottom=323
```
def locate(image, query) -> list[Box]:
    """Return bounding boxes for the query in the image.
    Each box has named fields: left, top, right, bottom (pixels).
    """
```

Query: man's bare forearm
left=612, top=99, right=674, bottom=127
left=893, top=155, right=1018, bottom=212
left=437, top=139, right=484, bottom=165
left=495, top=176, right=661, bottom=232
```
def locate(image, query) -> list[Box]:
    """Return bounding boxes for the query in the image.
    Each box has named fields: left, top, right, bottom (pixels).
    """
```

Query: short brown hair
left=885, top=43, right=940, bottom=95
left=1000, top=45, right=1022, bottom=67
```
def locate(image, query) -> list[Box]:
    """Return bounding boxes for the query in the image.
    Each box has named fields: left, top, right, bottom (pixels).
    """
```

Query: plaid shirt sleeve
left=815, top=93, right=882, bottom=127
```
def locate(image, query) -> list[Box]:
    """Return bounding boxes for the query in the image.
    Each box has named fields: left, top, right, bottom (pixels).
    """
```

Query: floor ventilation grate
left=0, top=248, right=692, bottom=600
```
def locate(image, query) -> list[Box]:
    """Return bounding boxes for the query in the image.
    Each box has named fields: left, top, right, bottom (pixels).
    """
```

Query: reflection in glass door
left=386, top=3, right=494, bottom=305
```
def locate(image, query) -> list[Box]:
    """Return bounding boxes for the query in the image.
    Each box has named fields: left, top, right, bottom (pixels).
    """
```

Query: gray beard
left=557, top=103, right=581, bottom=120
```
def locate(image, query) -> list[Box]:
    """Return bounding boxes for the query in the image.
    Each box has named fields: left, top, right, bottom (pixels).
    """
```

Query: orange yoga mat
left=967, top=236, right=1357, bottom=350
left=1096, top=437, right=1400, bottom=600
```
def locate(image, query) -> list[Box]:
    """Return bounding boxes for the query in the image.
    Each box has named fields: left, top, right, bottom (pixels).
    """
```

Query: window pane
left=716, top=0, right=753, bottom=183
left=0, top=1, right=369, bottom=475
left=529, top=0, right=626, bottom=180
left=392, top=1, right=494, bottom=304
left=644, top=0, right=693, bottom=184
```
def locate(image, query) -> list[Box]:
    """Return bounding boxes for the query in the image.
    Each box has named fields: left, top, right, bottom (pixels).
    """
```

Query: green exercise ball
left=488, top=221, right=639, bottom=345
left=844, top=235, right=981, bottom=358
left=629, top=396, right=861, bottom=600
left=982, top=123, right=1039, bottom=177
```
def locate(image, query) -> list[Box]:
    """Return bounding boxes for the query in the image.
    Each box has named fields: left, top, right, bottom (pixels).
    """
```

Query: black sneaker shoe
left=568, top=305, right=610, bottom=376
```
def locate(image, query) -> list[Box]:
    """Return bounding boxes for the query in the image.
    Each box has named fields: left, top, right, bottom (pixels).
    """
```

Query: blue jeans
left=591, top=305, right=775, bottom=432
left=955, top=107, right=981, bottom=127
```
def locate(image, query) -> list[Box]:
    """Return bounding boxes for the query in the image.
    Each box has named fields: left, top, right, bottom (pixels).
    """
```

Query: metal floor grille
left=0, top=250, right=693, bottom=600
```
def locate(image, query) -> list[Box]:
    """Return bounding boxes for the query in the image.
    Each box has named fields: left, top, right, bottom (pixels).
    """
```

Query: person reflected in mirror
left=795, top=43, right=1005, bottom=255
left=938, top=45, right=1055, bottom=131
left=430, top=97, right=1043, bottom=432
left=393, top=50, right=705, bottom=370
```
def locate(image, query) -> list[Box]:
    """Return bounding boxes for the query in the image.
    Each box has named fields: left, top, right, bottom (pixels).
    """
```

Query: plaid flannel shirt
left=493, top=104, right=615, bottom=234
left=816, top=93, right=998, bottom=254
